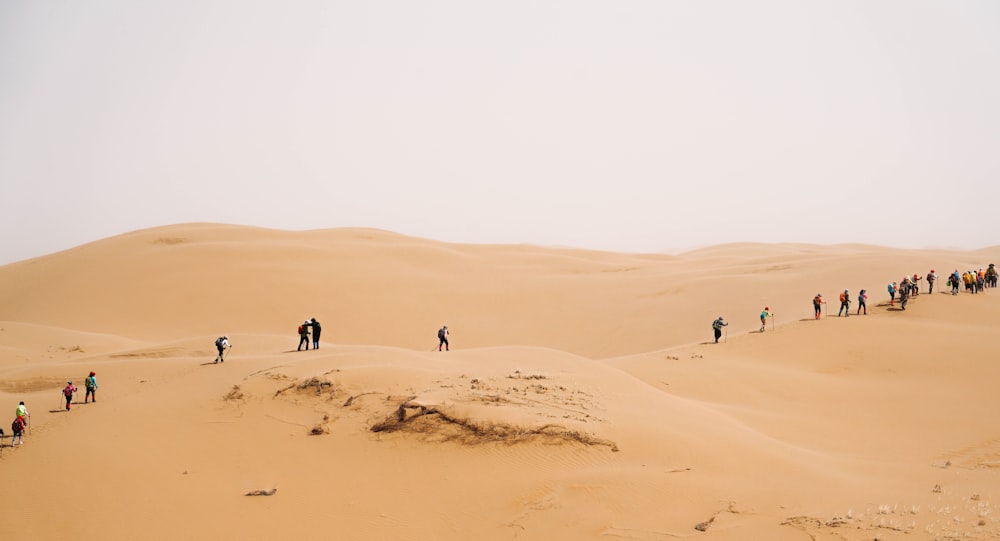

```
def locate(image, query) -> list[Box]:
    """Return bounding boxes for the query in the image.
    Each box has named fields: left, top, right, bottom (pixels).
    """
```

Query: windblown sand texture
left=1, top=223, right=999, bottom=540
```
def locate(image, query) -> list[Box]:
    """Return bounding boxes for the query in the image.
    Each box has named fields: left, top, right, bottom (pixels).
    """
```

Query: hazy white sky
left=2, top=1, right=998, bottom=264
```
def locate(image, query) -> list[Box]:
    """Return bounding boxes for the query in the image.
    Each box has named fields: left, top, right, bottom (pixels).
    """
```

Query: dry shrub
left=297, top=377, right=334, bottom=395
left=224, top=385, right=244, bottom=401
left=370, top=401, right=618, bottom=451
left=508, top=370, right=546, bottom=380
left=274, top=377, right=335, bottom=398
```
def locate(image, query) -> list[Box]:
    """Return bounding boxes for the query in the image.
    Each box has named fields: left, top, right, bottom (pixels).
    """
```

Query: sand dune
left=1, top=223, right=998, bottom=540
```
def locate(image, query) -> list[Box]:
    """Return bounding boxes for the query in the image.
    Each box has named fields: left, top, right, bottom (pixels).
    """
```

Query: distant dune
left=1, top=223, right=998, bottom=540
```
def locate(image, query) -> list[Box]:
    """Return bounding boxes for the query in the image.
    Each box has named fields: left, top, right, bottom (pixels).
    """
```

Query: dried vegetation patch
left=370, top=400, right=618, bottom=451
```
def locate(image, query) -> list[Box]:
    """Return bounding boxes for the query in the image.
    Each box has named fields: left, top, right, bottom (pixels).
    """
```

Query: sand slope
left=0, top=223, right=998, bottom=540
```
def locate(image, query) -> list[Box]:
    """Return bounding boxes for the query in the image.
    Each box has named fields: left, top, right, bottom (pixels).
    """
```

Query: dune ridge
left=1, top=223, right=998, bottom=540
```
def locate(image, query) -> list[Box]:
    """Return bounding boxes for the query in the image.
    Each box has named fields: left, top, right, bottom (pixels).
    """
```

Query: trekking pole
left=724, top=327, right=728, bottom=343
left=772, top=316, right=775, bottom=332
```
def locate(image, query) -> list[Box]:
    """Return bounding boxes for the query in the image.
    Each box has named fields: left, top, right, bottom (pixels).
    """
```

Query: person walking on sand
left=857, top=289, right=868, bottom=315
left=813, top=293, right=826, bottom=319
left=838, top=289, right=851, bottom=317
left=927, top=270, right=937, bottom=294
left=759, top=307, right=772, bottom=332
left=912, top=274, right=922, bottom=296
left=297, top=320, right=311, bottom=351
left=888, top=282, right=896, bottom=306
left=84, top=372, right=98, bottom=403
left=310, top=318, right=322, bottom=349
left=15, top=401, right=29, bottom=433
left=952, top=270, right=961, bottom=295
left=11, top=415, right=25, bottom=446
left=438, top=325, right=450, bottom=351
left=899, top=281, right=910, bottom=310
left=214, top=335, right=231, bottom=363
left=63, top=381, right=78, bottom=411
left=712, top=317, right=727, bottom=343
left=988, top=264, right=998, bottom=288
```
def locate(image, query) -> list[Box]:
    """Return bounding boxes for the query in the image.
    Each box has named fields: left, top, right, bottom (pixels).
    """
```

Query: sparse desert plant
left=370, top=400, right=618, bottom=451
left=224, top=385, right=244, bottom=401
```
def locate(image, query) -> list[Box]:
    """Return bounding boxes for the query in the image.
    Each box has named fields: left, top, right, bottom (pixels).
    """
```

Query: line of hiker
left=213, top=318, right=452, bottom=365
left=2, top=371, right=98, bottom=452
left=715, top=262, right=993, bottom=344
left=947, top=266, right=995, bottom=294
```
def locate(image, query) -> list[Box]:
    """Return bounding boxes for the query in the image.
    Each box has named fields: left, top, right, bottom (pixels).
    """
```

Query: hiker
left=813, top=293, right=826, bottom=319
left=759, top=307, right=772, bottom=332
left=911, top=274, right=921, bottom=296
left=976, top=269, right=985, bottom=293
left=712, top=317, right=727, bottom=343
left=951, top=270, right=961, bottom=295
left=888, top=282, right=896, bottom=306
left=927, top=270, right=937, bottom=294
left=988, top=264, right=998, bottom=288
left=15, top=401, right=28, bottom=432
left=438, top=325, right=450, bottom=351
left=11, top=416, right=25, bottom=447
left=297, top=320, right=311, bottom=351
left=214, top=335, right=231, bottom=363
left=310, top=318, right=322, bottom=349
left=899, top=281, right=910, bottom=310
left=84, top=371, right=98, bottom=403
left=857, top=289, right=868, bottom=315
left=963, top=271, right=973, bottom=293
left=837, top=289, right=851, bottom=317
left=63, top=381, right=78, bottom=411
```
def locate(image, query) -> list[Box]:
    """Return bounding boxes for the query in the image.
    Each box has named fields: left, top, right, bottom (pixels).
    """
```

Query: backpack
left=12, top=418, right=21, bottom=433
left=437, top=328, right=445, bottom=339
left=215, top=337, right=224, bottom=347
left=85, top=376, right=96, bottom=390
left=64, top=386, right=74, bottom=398
left=298, top=325, right=304, bottom=335
left=839, top=292, right=847, bottom=302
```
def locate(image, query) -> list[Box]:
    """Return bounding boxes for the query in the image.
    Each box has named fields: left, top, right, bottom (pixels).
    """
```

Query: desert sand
left=1, top=223, right=998, bottom=540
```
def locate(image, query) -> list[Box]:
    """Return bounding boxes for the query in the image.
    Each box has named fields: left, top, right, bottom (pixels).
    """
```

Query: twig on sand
left=343, top=391, right=379, bottom=407
left=245, top=488, right=277, bottom=496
